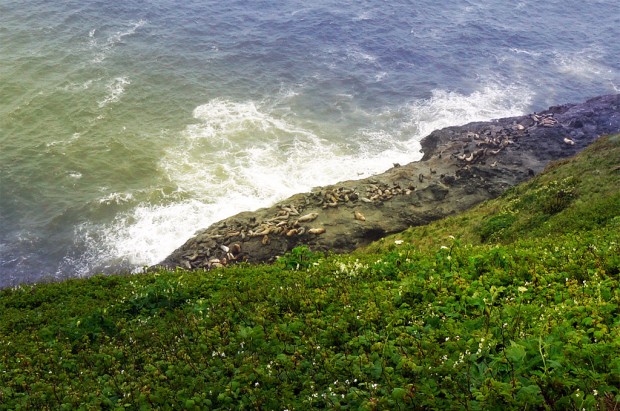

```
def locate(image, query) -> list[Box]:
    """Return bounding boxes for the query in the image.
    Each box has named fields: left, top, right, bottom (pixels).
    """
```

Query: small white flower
left=394, top=239, right=404, bottom=245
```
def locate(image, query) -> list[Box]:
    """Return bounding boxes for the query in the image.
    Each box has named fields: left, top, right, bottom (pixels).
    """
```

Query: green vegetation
left=1, top=136, right=619, bottom=410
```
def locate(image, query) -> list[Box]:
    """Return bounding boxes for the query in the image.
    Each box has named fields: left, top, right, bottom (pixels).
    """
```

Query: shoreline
left=158, top=94, right=620, bottom=271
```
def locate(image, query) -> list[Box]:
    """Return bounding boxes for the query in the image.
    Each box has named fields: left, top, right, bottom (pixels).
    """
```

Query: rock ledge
left=158, top=94, right=620, bottom=270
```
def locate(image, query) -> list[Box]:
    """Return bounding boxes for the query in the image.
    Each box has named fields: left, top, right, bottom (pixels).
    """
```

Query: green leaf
left=370, top=359, right=383, bottom=379
left=391, top=387, right=407, bottom=401
left=505, top=341, right=527, bottom=363
left=516, top=385, right=543, bottom=405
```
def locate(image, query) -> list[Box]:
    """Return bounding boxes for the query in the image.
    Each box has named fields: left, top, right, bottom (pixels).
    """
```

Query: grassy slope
left=1, top=136, right=619, bottom=410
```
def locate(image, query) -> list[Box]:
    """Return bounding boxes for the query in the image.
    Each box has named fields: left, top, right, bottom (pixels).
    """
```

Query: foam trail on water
left=98, top=77, right=130, bottom=108
left=90, top=19, right=147, bottom=64
left=79, top=83, right=533, bottom=271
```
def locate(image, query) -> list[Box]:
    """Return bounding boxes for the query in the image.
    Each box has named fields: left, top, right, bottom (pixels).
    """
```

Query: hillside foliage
left=1, top=136, right=619, bottom=410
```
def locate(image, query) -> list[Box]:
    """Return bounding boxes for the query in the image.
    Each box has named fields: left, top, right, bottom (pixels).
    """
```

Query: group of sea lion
left=158, top=94, right=620, bottom=272
left=170, top=181, right=418, bottom=270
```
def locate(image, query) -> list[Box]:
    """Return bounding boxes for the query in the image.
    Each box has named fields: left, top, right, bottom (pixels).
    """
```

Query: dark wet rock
left=157, top=94, right=620, bottom=270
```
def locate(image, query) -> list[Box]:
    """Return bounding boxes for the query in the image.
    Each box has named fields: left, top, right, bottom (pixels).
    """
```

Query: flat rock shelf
left=157, top=94, right=620, bottom=271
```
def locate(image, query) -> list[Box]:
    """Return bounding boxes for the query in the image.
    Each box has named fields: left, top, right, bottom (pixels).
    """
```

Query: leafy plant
left=1, top=135, right=619, bottom=410
left=277, top=245, right=323, bottom=270
left=479, top=213, right=517, bottom=242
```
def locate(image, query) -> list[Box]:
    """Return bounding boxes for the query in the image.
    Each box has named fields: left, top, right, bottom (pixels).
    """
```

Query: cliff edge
left=158, top=94, right=620, bottom=270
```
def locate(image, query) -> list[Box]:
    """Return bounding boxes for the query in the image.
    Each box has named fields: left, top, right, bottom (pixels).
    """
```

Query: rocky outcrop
left=158, top=94, right=620, bottom=270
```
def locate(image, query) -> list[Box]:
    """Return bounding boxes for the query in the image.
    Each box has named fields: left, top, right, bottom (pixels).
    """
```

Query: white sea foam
left=98, top=77, right=130, bottom=108
left=108, top=19, right=146, bottom=45
left=96, top=200, right=210, bottom=270
left=98, top=192, right=134, bottom=205
left=375, top=72, right=388, bottom=81
left=61, top=79, right=95, bottom=92
left=46, top=132, right=81, bottom=148
left=90, top=19, right=146, bottom=64
left=553, top=49, right=612, bottom=81
left=85, top=84, right=533, bottom=269
left=401, top=85, right=532, bottom=138
left=347, top=48, right=378, bottom=64
left=509, top=47, right=542, bottom=57
left=353, top=11, right=374, bottom=21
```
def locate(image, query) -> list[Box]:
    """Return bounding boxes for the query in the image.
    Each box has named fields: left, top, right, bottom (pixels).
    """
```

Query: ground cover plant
left=1, top=135, right=619, bottom=410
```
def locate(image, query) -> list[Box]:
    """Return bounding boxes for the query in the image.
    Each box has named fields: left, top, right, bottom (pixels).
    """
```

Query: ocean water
left=1, top=0, right=619, bottom=287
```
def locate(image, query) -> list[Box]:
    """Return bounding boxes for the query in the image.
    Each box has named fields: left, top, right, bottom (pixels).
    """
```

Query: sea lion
left=296, top=212, right=319, bottom=223
left=563, top=137, right=576, bottom=145
left=230, top=243, right=241, bottom=255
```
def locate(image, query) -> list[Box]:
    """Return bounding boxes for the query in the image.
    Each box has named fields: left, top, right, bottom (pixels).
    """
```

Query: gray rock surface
left=158, top=94, right=620, bottom=270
